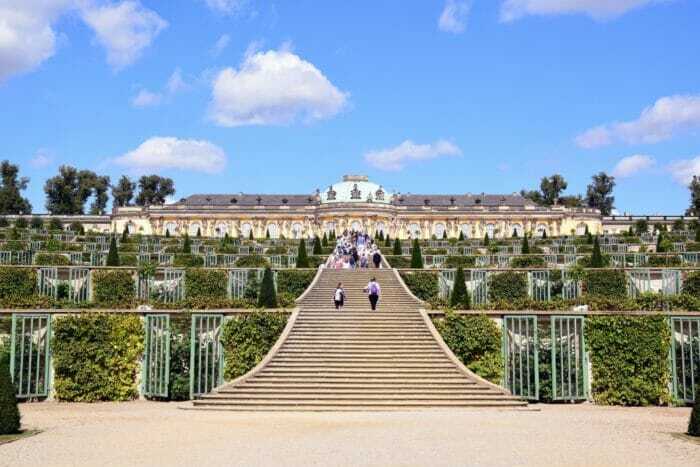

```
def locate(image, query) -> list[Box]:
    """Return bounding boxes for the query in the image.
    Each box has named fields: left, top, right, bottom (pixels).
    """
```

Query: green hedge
left=0, top=267, right=35, bottom=299
left=488, top=272, right=527, bottom=301
left=585, top=270, right=627, bottom=298
left=93, top=270, right=135, bottom=306
left=399, top=271, right=438, bottom=301
left=52, top=314, right=144, bottom=402
left=386, top=256, right=411, bottom=268
left=433, top=311, right=502, bottom=383
left=510, top=256, right=546, bottom=268
left=276, top=270, right=316, bottom=298
left=585, top=315, right=670, bottom=406
left=34, top=253, right=71, bottom=265
left=185, top=269, right=227, bottom=299
left=235, top=255, right=269, bottom=268
left=444, top=256, right=476, bottom=268
left=683, top=272, right=700, bottom=296
left=221, top=311, right=288, bottom=380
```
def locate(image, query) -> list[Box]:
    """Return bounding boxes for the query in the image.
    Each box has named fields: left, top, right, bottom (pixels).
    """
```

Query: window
left=164, top=222, right=177, bottom=235
left=536, top=224, right=548, bottom=237
left=434, top=223, right=446, bottom=238
left=409, top=223, right=421, bottom=239
left=575, top=223, right=587, bottom=236
left=189, top=222, right=202, bottom=236
left=351, top=220, right=362, bottom=231
left=375, top=222, right=386, bottom=235
left=486, top=224, right=495, bottom=238
left=510, top=224, right=523, bottom=237
left=267, top=223, right=279, bottom=239
left=350, top=184, right=361, bottom=200
left=460, top=224, right=470, bottom=238
left=241, top=222, right=252, bottom=238
left=215, top=223, right=228, bottom=238
left=292, top=223, right=303, bottom=239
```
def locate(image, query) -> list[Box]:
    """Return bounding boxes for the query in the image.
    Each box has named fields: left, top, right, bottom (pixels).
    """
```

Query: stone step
left=218, top=387, right=489, bottom=394
left=238, top=378, right=481, bottom=386
left=191, top=400, right=526, bottom=409
left=199, top=394, right=518, bottom=402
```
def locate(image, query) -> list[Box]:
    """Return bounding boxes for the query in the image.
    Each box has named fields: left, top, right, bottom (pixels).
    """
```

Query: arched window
left=215, top=223, right=228, bottom=238
left=126, top=222, right=136, bottom=234
left=375, top=222, right=386, bottom=235
left=325, top=222, right=336, bottom=235
left=460, top=224, right=470, bottom=238
left=189, top=222, right=202, bottom=236
left=291, top=223, right=303, bottom=239
left=241, top=222, right=252, bottom=238
left=434, top=223, right=446, bottom=239
left=351, top=221, right=362, bottom=232
left=510, top=223, right=523, bottom=237
left=575, top=223, right=587, bottom=236
left=267, top=223, right=279, bottom=239
left=486, top=223, right=495, bottom=238
left=409, top=223, right=421, bottom=239
left=164, top=222, right=177, bottom=236
left=536, top=224, right=548, bottom=237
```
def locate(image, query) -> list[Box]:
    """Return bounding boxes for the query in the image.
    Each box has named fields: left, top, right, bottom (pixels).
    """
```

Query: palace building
left=109, top=175, right=604, bottom=239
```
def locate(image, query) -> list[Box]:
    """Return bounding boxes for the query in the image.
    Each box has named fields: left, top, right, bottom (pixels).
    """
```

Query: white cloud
left=668, top=156, right=700, bottom=185
left=131, top=88, right=162, bottom=107
left=204, top=0, right=246, bottom=15
left=611, top=154, right=655, bottom=178
left=500, top=0, right=663, bottom=22
left=166, top=68, right=187, bottom=94
left=211, top=34, right=230, bottom=57
left=364, top=140, right=462, bottom=171
left=209, top=48, right=348, bottom=127
left=0, top=0, right=74, bottom=82
left=114, top=136, right=227, bottom=173
left=438, top=0, right=471, bottom=33
left=576, top=95, right=700, bottom=149
left=29, top=149, right=54, bottom=169
left=82, top=1, right=167, bottom=70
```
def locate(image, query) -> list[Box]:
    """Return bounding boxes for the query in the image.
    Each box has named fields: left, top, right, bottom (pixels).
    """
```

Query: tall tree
left=687, top=175, right=700, bottom=216
left=258, top=267, right=278, bottom=308
left=585, top=172, right=616, bottom=216
left=106, top=236, right=120, bottom=266
left=296, top=238, right=309, bottom=268
left=44, top=166, right=104, bottom=215
left=112, top=175, right=135, bottom=208
left=450, top=267, right=470, bottom=309
left=135, top=175, right=175, bottom=206
left=410, top=239, right=424, bottom=269
left=540, top=174, right=568, bottom=206
left=89, top=175, right=110, bottom=215
left=0, top=161, right=31, bottom=215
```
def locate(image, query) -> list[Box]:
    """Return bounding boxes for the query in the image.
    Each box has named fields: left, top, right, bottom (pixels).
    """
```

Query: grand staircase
left=191, top=268, right=525, bottom=411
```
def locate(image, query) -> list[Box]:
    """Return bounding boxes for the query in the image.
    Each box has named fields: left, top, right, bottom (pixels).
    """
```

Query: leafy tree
left=182, top=233, right=191, bottom=254
left=590, top=236, right=604, bottom=268
left=450, top=266, right=470, bottom=309
left=696, top=227, right=700, bottom=243
left=634, top=219, right=649, bottom=236
left=0, top=356, right=20, bottom=434
left=410, top=239, right=423, bottom=269
left=48, top=217, right=63, bottom=231
left=112, top=175, right=135, bottom=207
left=30, top=216, right=43, bottom=229
left=44, top=166, right=103, bottom=215
left=0, top=160, right=31, bottom=214
left=672, top=219, right=685, bottom=231
left=393, top=237, right=402, bottom=256
left=559, top=195, right=584, bottom=208
left=89, top=175, right=110, bottom=215
left=687, top=176, right=700, bottom=216
left=540, top=174, right=568, bottom=205
left=521, top=234, right=530, bottom=255
left=520, top=189, right=544, bottom=206
left=0, top=217, right=7, bottom=227
left=69, top=221, right=84, bottom=235
left=585, top=172, right=616, bottom=216
left=312, top=235, right=322, bottom=255
left=296, top=238, right=309, bottom=268
left=106, top=236, right=120, bottom=266
left=257, top=267, right=277, bottom=308
left=135, top=175, right=175, bottom=206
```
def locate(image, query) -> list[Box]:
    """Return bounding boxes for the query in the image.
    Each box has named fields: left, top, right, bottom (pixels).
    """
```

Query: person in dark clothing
left=364, top=277, right=381, bottom=311
left=334, top=283, right=345, bottom=310
left=372, top=251, right=381, bottom=268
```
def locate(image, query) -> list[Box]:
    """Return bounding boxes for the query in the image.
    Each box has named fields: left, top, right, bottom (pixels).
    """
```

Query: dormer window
left=256, top=196, right=262, bottom=205
left=205, top=197, right=212, bottom=203
left=230, top=198, right=237, bottom=204
left=350, top=184, right=361, bottom=200
left=326, top=186, right=337, bottom=201
left=450, top=197, right=456, bottom=206
left=475, top=198, right=482, bottom=205
left=282, top=198, right=288, bottom=204
left=424, top=199, right=430, bottom=206
left=375, top=187, right=385, bottom=201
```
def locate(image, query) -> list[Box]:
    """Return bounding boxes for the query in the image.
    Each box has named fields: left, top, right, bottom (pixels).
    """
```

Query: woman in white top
left=334, top=283, right=345, bottom=310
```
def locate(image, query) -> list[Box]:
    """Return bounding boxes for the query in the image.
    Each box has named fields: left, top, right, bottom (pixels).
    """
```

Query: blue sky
left=1, top=0, right=699, bottom=214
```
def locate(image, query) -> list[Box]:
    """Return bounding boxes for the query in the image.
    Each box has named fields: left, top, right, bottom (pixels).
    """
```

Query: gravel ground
left=1, top=402, right=698, bottom=467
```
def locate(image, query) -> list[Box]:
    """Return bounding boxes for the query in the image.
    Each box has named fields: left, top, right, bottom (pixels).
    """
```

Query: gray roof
left=175, top=194, right=319, bottom=207
left=392, top=194, right=537, bottom=208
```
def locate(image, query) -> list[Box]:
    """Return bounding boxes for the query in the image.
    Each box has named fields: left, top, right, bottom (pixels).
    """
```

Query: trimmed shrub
left=30, top=216, right=43, bottom=229
left=410, top=239, right=424, bottom=269
left=393, top=238, right=402, bottom=256
left=585, top=270, right=627, bottom=298
left=444, top=256, right=476, bottom=268
left=296, top=238, right=309, bottom=268
left=106, top=236, right=120, bottom=266
left=52, top=314, right=144, bottom=401
left=0, top=357, right=20, bottom=434
left=312, top=236, right=322, bottom=255
left=277, top=270, right=315, bottom=298
left=590, top=236, right=604, bottom=268
left=400, top=271, right=438, bottom=301
left=682, top=271, right=700, bottom=297
left=585, top=315, right=670, bottom=406
left=386, top=256, right=411, bottom=268
left=433, top=311, right=502, bottom=383
left=221, top=311, right=288, bottom=380
left=48, top=218, right=63, bottom=231
left=185, top=269, right=227, bottom=299
left=510, top=256, right=545, bottom=268
left=235, top=254, right=269, bottom=268
left=488, top=271, right=527, bottom=301
left=690, top=398, right=700, bottom=437
left=450, top=267, right=470, bottom=309
left=182, top=234, right=191, bottom=254
left=167, top=315, right=191, bottom=401
left=93, top=270, right=135, bottom=306
left=14, top=217, right=28, bottom=229
left=0, top=267, right=35, bottom=299
left=173, top=254, right=204, bottom=268
left=258, top=267, right=277, bottom=308
left=34, top=253, right=71, bottom=265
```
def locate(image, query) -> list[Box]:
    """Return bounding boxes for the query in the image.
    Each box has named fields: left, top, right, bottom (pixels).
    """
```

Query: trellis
left=68, top=267, right=91, bottom=303
left=438, top=270, right=456, bottom=300
left=502, top=316, right=539, bottom=400
left=671, top=317, right=700, bottom=404
left=550, top=316, right=587, bottom=401
left=161, top=268, right=185, bottom=303
left=143, top=314, right=170, bottom=398
left=627, top=269, right=651, bottom=297
left=561, top=270, right=581, bottom=300
left=190, top=314, right=224, bottom=398
left=528, top=270, right=550, bottom=302
left=469, top=270, right=489, bottom=306
left=37, top=267, right=58, bottom=298
left=10, top=313, right=52, bottom=398
left=90, top=252, right=105, bottom=266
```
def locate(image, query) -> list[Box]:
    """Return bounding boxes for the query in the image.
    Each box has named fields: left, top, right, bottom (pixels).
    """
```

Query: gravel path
left=2, top=402, right=698, bottom=467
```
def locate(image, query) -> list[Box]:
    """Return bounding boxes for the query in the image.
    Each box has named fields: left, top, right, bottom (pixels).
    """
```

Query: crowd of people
left=326, top=230, right=383, bottom=269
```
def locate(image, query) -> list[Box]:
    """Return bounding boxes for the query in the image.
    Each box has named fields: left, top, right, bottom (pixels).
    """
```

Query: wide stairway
left=192, top=268, right=526, bottom=410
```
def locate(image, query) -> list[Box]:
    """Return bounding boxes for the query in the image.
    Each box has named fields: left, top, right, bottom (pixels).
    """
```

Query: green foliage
left=182, top=234, right=191, bottom=254
left=690, top=398, right=700, bottom=436
left=444, top=256, right=476, bottom=268
left=93, top=270, right=135, bottom=306
left=0, top=357, right=20, bottom=434
left=221, top=311, right=288, bottom=380
left=106, top=236, right=120, bottom=266
left=585, top=270, right=627, bottom=298
left=410, top=239, right=424, bottom=269
left=682, top=271, right=700, bottom=297
left=386, top=255, right=411, bottom=268
left=433, top=311, right=502, bottom=383
left=296, top=238, right=309, bottom=268
left=29, top=216, right=43, bottom=229
left=521, top=235, right=530, bottom=254
left=121, top=226, right=129, bottom=243
left=393, top=237, right=401, bottom=255
left=276, top=270, right=315, bottom=298
left=590, top=236, right=604, bottom=268
left=483, top=232, right=490, bottom=245
left=488, top=271, right=527, bottom=301
left=0, top=217, right=7, bottom=227
left=257, top=267, right=277, bottom=308
left=400, top=271, right=438, bottom=301
left=585, top=315, right=670, bottom=406
left=14, top=217, right=28, bottom=229
left=48, top=217, right=63, bottom=230
left=173, top=254, right=204, bottom=268
left=52, top=314, right=144, bottom=402
left=235, top=254, right=269, bottom=268
left=69, top=221, right=84, bottom=235
left=167, top=316, right=191, bottom=401
left=312, top=236, right=322, bottom=255
left=185, top=269, right=227, bottom=299
left=322, top=232, right=328, bottom=247
left=34, top=253, right=70, bottom=265
left=449, top=267, right=470, bottom=309
left=510, top=256, right=545, bottom=268
left=0, top=267, right=35, bottom=299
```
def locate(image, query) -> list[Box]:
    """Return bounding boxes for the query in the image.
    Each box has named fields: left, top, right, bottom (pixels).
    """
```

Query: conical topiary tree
left=656, top=232, right=665, bottom=253
left=265, top=228, right=270, bottom=239
left=196, top=227, right=201, bottom=237
left=689, top=397, right=700, bottom=437
left=257, top=267, right=277, bottom=308
left=0, top=356, right=20, bottom=434
left=121, top=225, right=129, bottom=243
left=385, top=234, right=391, bottom=247
left=296, top=238, right=309, bottom=268
left=312, top=235, right=322, bottom=255
left=249, top=229, right=254, bottom=240
left=458, top=230, right=464, bottom=241
left=182, top=233, right=191, bottom=254
left=695, top=227, right=700, bottom=243
left=521, top=234, right=530, bottom=255
left=512, top=228, right=518, bottom=238
left=591, top=236, right=604, bottom=268
left=410, top=239, right=424, bottom=269
left=106, top=236, right=120, bottom=266
left=542, top=230, right=547, bottom=239
left=165, top=229, right=170, bottom=238
left=379, top=230, right=385, bottom=242
left=450, top=266, right=470, bottom=309
left=393, top=237, right=402, bottom=256
left=322, top=232, right=328, bottom=247
left=442, top=230, right=448, bottom=240
left=483, top=232, right=490, bottom=246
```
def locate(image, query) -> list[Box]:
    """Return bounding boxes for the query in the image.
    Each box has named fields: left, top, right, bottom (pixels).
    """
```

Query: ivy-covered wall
left=488, top=272, right=528, bottom=302
left=584, top=270, right=627, bottom=298
left=93, top=270, right=135, bottom=306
